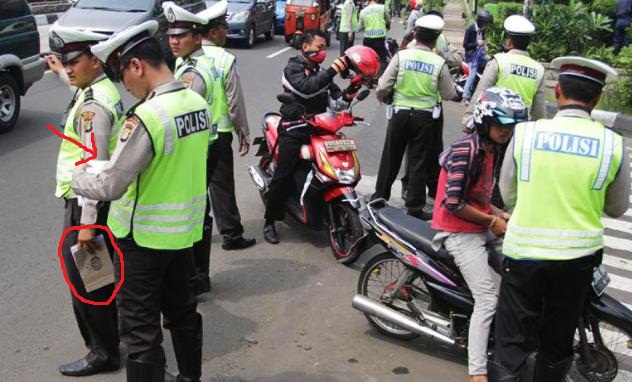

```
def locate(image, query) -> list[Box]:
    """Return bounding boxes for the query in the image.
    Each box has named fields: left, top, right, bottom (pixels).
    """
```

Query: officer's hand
left=498, top=212, right=511, bottom=221
left=331, top=56, right=349, bottom=73
left=490, top=217, right=507, bottom=237
left=44, top=54, right=63, bottom=75
left=239, top=134, right=250, bottom=156
left=77, top=228, right=97, bottom=253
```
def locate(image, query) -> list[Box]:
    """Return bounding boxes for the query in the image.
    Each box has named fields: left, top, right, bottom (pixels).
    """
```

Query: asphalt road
left=1, top=20, right=631, bottom=382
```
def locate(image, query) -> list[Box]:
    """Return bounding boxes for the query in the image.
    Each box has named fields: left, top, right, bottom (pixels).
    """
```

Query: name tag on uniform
left=534, top=132, right=600, bottom=158
left=404, top=60, right=435, bottom=75
left=175, top=109, right=209, bottom=139
left=510, top=64, right=538, bottom=79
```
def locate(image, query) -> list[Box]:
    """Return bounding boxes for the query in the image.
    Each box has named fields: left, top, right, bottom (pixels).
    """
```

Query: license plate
left=324, top=139, right=356, bottom=153
left=592, top=265, right=611, bottom=296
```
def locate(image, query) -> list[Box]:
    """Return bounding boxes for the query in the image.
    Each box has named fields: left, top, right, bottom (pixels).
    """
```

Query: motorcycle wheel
left=328, top=202, right=363, bottom=263
left=570, top=319, right=632, bottom=382
left=357, top=252, right=428, bottom=341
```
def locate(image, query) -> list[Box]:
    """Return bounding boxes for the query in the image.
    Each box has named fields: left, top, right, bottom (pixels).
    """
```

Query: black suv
left=0, top=0, right=46, bottom=133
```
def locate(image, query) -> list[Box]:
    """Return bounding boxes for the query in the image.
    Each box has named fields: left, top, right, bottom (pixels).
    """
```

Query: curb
left=34, top=13, right=63, bottom=26
left=546, top=102, right=632, bottom=137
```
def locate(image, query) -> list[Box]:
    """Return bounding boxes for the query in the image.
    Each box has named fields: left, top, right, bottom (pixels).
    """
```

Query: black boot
left=171, top=316, right=203, bottom=382
left=126, top=359, right=166, bottom=382
left=533, top=355, right=573, bottom=382
left=263, top=221, right=279, bottom=244
left=488, top=360, right=520, bottom=382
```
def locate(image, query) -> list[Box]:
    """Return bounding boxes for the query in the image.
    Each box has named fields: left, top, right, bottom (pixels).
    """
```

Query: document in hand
left=70, top=234, right=115, bottom=293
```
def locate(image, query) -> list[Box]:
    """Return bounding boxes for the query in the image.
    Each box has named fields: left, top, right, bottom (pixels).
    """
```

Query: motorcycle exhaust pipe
left=248, top=165, right=268, bottom=192
left=352, top=295, right=455, bottom=346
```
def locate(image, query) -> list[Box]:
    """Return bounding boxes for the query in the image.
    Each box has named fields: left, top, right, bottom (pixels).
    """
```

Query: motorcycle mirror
left=277, top=93, right=295, bottom=104
left=356, top=89, right=370, bottom=101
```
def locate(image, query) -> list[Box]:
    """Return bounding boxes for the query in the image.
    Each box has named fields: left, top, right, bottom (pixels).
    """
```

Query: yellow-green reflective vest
left=393, top=48, right=444, bottom=109
left=360, top=4, right=387, bottom=38
left=202, top=45, right=236, bottom=133
left=494, top=53, right=544, bottom=109
left=175, top=54, right=219, bottom=145
left=339, top=0, right=359, bottom=33
left=55, top=77, right=123, bottom=199
left=107, top=88, right=211, bottom=250
left=503, top=118, right=624, bottom=260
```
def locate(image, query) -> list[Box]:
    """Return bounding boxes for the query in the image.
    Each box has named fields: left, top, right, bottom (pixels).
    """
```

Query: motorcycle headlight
left=336, top=168, right=356, bottom=184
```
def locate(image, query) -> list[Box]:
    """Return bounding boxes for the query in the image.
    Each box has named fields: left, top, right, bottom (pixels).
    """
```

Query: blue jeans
left=463, top=60, right=480, bottom=99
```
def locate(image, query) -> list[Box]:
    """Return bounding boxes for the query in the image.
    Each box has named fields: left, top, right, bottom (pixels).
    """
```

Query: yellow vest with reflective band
left=175, top=54, right=219, bottom=145
left=202, top=45, right=236, bottom=133
left=339, top=0, right=359, bottom=33
left=393, top=48, right=444, bottom=109
left=503, top=118, right=624, bottom=260
left=360, top=4, right=387, bottom=38
left=494, top=53, right=544, bottom=109
left=107, top=88, right=211, bottom=250
left=55, top=78, right=123, bottom=199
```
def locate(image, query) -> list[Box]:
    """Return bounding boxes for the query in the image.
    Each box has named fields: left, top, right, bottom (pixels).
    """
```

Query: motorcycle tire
left=357, top=252, right=422, bottom=341
left=328, top=202, right=363, bottom=264
left=570, top=318, right=632, bottom=382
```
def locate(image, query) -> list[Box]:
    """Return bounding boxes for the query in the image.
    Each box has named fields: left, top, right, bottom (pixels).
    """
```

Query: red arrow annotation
left=46, top=124, right=98, bottom=166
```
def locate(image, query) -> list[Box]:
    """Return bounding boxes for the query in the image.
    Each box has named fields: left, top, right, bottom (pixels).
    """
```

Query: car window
left=0, top=0, right=29, bottom=20
left=228, top=0, right=253, bottom=4
left=74, top=0, right=153, bottom=12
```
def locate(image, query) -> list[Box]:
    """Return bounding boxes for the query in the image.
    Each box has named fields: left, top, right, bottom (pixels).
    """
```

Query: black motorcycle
left=351, top=199, right=632, bottom=382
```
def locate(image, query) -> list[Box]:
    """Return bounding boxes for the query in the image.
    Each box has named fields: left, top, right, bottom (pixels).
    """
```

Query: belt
left=393, top=106, right=433, bottom=113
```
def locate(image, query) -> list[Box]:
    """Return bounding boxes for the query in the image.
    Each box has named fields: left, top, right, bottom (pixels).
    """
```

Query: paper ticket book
left=70, top=234, right=114, bottom=293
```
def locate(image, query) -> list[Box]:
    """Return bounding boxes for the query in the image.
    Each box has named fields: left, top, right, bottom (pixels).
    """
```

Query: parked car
left=275, top=0, right=285, bottom=35
left=52, top=0, right=206, bottom=68
left=0, top=0, right=46, bottom=133
left=207, top=0, right=275, bottom=48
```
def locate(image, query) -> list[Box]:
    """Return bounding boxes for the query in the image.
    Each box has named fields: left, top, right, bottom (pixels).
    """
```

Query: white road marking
left=604, top=217, right=632, bottom=233
left=608, top=273, right=632, bottom=294
left=267, top=46, right=292, bottom=59
left=604, top=255, right=632, bottom=273
left=605, top=235, right=632, bottom=252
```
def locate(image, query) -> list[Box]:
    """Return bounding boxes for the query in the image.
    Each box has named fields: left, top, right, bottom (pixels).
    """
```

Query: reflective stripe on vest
left=503, top=118, right=624, bottom=260
left=494, top=53, right=544, bottom=109
left=107, top=88, right=211, bottom=250
left=55, top=78, right=123, bottom=199
left=202, top=45, right=236, bottom=133
left=339, top=0, right=359, bottom=32
left=392, top=48, right=444, bottom=109
left=360, top=4, right=387, bottom=38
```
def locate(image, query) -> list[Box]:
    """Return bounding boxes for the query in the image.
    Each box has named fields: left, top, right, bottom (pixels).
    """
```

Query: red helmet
left=344, top=45, right=380, bottom=79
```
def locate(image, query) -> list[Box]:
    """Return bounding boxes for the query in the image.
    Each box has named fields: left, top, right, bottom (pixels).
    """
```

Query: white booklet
left=70, top=234, right=115, bottom=293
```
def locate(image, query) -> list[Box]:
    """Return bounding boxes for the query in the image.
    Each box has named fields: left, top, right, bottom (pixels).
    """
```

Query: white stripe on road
left=267, top=46, right=292, bottom=59
left=608, top=273, right=632, bottom=294
left=603, top=255, right=632, bottom=273
left=604, top=217, right=632, bottom=233
left=605, top=235, right=632, bottom=252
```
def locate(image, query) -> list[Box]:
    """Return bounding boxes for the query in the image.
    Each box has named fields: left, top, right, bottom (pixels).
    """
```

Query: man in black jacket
left=263, top=29, right=353, bottom=244
left=462, top=10, right=492, bottom=102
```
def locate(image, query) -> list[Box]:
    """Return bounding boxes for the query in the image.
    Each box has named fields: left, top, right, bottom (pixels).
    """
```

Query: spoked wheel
left=570, top=319, right=632, bottom=382
left=328, top=202, right=363, bottom=264
left=357, top=252, right=430, bottom=340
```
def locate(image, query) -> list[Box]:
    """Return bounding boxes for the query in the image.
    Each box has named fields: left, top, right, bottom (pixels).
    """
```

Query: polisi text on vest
left=175, top=110, right=209, bottom=139
left=534, top=132, right=600, bottom=158
left=510, top=64, right=538, bottom=79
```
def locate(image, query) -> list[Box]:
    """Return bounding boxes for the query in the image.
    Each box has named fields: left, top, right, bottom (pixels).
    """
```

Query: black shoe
left=263, top=223, right=279, bottom=244
left=408, top=206, right=433, bottom=221
left=127, top=359, right=167, bottom=382
left=59, top=357, right=119, bottom=377
left=222, top=236, right=256, bottom=250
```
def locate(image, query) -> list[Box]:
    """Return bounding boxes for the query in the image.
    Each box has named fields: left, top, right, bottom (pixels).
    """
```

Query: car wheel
left=245, top=26, right=255, bottom=48
left=265, top=22, right=274, bottom=40
left=0, top=73, right=20, bottom=134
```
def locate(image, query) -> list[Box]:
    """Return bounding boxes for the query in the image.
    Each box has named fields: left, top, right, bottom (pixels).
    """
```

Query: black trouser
left=113, top=238, right=202, bottom=378
left=493, top=252, right=602, bottom=376
left=391, top=0, right=401, bottom=16
left=375, top=108, right=440, bottom=214
left=339, top=32, right=355, bottom=56
left=613, top=19, right=631, bottom=54
left=61, top=198, right=119, bottom=365
left=192, top=142, right=221, bottom=284
left=264, top=128, right=311, bottom=222
left=363, top=37, right=388, bottom=77
left=209, top=132, right=244, bottom=242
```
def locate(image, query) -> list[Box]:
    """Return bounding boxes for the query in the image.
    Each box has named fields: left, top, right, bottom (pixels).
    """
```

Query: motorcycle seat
left=263, top=113, right=313, bottom=160
left=375, top=206, right=453, bottom=264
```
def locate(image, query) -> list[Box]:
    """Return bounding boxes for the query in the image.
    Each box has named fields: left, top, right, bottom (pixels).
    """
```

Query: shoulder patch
left=120, top=116, right=140, bottom=142
left=81, top=111, right=95, bottom=132
left=181, top=72, right=195, bottom=88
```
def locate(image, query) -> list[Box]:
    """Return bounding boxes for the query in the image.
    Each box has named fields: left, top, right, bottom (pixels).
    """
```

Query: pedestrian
left=198, top=0, right=257, bottom=253
left=339, top=0, right=360, bottom=58
left=489, top=56, right=631, bottom=381
left=72, top=20, right=210, bottom=381
left=462, top=10, right=492, bottom=104
left=433, top=88, right=528, bottom=382
left=372, top=15, right=459, bottom=220
left=406, top=1, right=423, bottom=33
left=163, top=1, right=220, bottom=295
left=358, top=0, right=391, bottom=79
left=614, top=0, right=632, bottom=54
left=48, top=24, right=121, bottom=377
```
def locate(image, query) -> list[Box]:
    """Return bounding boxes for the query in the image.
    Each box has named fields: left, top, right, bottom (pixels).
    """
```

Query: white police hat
left=552, top=56, right=618, bottom=86
left=197, top=0, right=229, bottom=27
left=48, top=24, right=109, bottom=63
left=91, top=20, right=159, bottom=67
left=162, top=2, right=209, bottom=35
left=503, top=15, right=535, bottom=35
left=414, top=14, right=445, bottom=32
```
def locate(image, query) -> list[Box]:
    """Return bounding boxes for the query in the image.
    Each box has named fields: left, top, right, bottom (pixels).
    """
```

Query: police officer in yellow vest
left=71, top=21, right=210, bottom=382
left=373, top=15, right=459, bottom=220
left=463, top=15, right=546, bottom=128
left=358, top=0, right=390, bottom=78
left=49, top=25, right=121, bottom=377
left=339, top=0, right=360, bottom=57
left=490, top=57, right=631, bottom=381
left=163, top=2, right=219, bottom=296
left=196, top=0, right=256, bottom=252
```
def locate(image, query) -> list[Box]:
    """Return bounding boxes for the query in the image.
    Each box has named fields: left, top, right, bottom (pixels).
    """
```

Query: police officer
left=358, top=0, right=390, bottom=78
left=72, top=21, right=210, bottom=381
left=339, top=0, right=359, bottom=57
left=197, top=0, right=256, bottom=251
left=163, top=1, right=219, bottom=295
left=463, top=14, right=546, bottom=127
left=49, top=25, right=121, bottom=377
left=490, top=57, right=631, bottom=381
left=373, top=15, right=459, bottom=220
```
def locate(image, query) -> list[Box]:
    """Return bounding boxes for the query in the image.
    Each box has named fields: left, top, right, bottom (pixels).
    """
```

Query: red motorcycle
left=248, top=90, right=371, bottom=263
